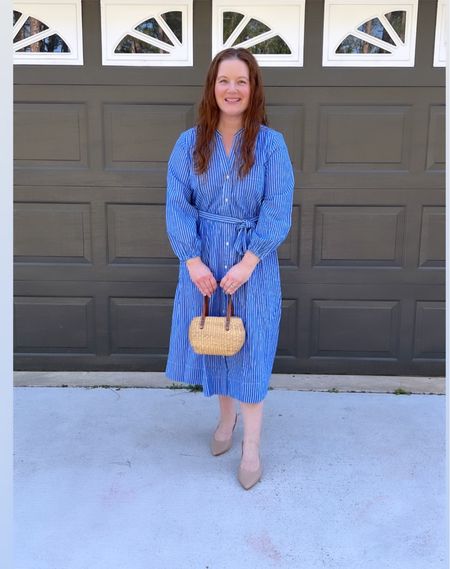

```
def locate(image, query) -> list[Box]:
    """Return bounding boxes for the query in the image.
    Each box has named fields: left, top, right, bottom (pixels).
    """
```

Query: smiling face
left=214, top=58, right=251, bottom=122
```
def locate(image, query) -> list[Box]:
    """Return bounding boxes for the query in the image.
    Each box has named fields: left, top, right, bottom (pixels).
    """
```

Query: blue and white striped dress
left=165, top=124, right=295, bottom=403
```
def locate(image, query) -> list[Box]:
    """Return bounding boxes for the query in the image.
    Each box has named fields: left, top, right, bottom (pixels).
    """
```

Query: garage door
left=13, top=0, right=445, bottom=375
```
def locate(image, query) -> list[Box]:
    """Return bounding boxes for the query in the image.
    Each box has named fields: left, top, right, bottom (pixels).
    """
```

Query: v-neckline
left=216, top=127, right=244, bottom=159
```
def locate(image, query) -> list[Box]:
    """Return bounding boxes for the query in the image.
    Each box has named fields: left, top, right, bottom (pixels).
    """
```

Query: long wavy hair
left=194, top=48, right=268, bottom=179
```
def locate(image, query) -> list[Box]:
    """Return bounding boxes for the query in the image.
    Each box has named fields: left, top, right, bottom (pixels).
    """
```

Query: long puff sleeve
left=165, top=131, right=202, bottom=262
left=247, top=132, right=295, bottom=261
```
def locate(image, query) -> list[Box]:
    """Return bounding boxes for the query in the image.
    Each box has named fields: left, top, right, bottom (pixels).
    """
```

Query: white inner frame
left=212, top=0, right=305, bottom=67
left=433, top=0, right=447, bottom=67
left=101, top=0, right=193, bottom=66
left=323, top=0, right=418, bottom=67
left=13, top=0, right=83, bottom=65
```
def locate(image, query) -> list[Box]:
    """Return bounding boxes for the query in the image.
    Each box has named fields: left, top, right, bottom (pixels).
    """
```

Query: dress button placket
left=225, top=173, right=230, bottom=270
left=225, top=174, right=229, bottom=203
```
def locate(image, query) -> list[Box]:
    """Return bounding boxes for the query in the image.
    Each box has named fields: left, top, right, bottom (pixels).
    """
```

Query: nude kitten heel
left=238, top=440, right=262, bottom=490
left=210, top=412, right=238, bottom=456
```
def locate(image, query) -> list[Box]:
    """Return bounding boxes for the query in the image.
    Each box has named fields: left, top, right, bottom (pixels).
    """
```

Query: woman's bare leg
left=240, top=401, right=263, bottom=471
left=214, top=395, right=238, bottom=442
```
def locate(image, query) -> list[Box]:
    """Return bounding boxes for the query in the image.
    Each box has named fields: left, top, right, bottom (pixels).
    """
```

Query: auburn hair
left=193, top=48, right=268, bottom=179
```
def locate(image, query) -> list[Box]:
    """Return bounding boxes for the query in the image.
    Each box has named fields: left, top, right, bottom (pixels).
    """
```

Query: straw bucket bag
left=188, top=291, right=245, bottom=356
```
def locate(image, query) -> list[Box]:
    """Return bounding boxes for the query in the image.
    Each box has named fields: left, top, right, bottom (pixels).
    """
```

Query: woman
left=165, top=47, right=294, bottom=490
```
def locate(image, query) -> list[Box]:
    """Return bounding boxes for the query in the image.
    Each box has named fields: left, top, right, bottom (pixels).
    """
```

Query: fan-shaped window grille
left=213, top=1, right=305, bottom=67
left=135, top=17, right=174, bottom=45
left=337, top=11, right=406, bottom=54
left=356, top=16, right=397, bottom=45
left=234, top=18, right=271, bottom=44
left=16, top=35, right=70, bottom=52
left=13, top=1, right=83, bottom=65
left=222, top=12, right=290, bottom=54
left=14, top=16, right=49, bottom=42
left=101, top=1, right=192, bottom=66
left=323, top=0, right=418, bottom=66
left=114, top=12, right=180, bottom=54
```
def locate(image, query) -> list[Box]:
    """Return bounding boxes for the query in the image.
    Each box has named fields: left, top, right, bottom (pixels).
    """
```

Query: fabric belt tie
left=197, top=210, right=259, bottom=255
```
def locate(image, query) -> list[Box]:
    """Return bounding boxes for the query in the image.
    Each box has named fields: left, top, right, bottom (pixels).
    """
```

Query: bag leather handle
left=200, top=280, right=234, bottom=331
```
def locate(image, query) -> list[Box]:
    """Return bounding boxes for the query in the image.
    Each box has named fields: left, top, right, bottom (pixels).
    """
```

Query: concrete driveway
left=14, top=380, right=447, bottom=569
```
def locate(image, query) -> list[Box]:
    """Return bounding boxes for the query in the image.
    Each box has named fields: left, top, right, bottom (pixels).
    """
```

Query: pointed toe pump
left=210, top=412, right=238, bottom=456
left=238, top=441, right=262, bottom=490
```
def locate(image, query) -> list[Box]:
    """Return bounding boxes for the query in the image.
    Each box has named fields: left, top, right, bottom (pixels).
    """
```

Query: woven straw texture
left=188, top=316, right=245, bottom=356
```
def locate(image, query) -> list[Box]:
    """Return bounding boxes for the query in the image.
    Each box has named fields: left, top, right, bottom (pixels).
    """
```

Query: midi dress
left=164, top=124, right=295, bottom=404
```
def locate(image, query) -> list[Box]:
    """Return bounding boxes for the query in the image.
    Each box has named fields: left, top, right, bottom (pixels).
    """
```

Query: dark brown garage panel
left=14, top=0, right=445, bottom=375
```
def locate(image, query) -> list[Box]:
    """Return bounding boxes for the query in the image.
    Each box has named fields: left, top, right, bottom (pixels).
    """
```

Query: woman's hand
left=186, top=257, right=217, bottom=297
left=220, top=251, right=260, bottom=294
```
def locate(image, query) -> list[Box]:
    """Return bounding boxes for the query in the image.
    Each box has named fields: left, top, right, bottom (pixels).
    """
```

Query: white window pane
left=323, top=0, right=418, bottom=67
left=212, top=0, right=305, bottom=67
left=101, top=1, right=192, bottom=66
